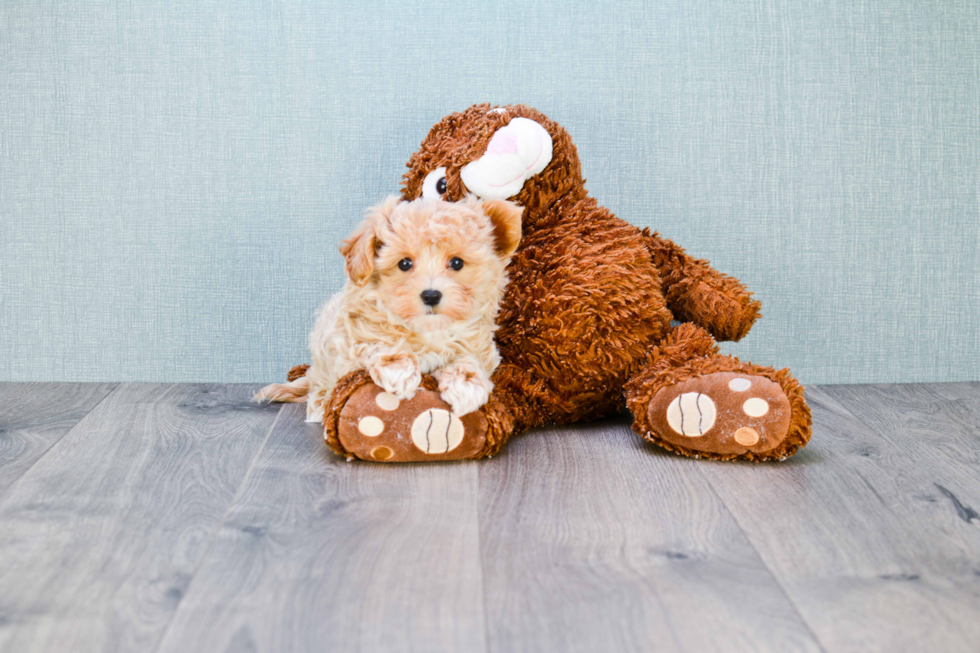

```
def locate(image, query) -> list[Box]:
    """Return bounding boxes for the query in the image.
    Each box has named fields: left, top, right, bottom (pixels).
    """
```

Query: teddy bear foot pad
left=648, top=372, right=791, bottom=456
left=336, top=383, right=487, bottom=462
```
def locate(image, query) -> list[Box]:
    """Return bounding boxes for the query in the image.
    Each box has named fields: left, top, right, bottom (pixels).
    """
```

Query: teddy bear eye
left=398, top=258, right=414, bottom=271
left=449, top=257, right=464, bottom=271
left=422, top=167, right=448, bottom=199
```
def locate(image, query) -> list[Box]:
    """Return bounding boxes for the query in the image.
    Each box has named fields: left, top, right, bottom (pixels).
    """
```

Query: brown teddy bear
left=295, top=104, right=810, bottom=463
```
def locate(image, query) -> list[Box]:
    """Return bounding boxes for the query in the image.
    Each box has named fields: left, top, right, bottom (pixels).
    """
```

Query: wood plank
left=698, top=384, right=980, bottom=653
left=920, top=381, right=980, bottom=403
left=0, top=383, right=117, bottom=495
left=0, top=384, right=280, bottom=653
left=477, top=418, right=822, bottom=653
left=155, top=403, right=487, bottom=653
left=822, top=383, right=980, bottom=486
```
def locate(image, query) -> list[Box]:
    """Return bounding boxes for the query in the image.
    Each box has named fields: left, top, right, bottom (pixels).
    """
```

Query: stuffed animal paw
left=628, top=352, right=811, bottom=462
left=325, top=371, right=489, bottom=462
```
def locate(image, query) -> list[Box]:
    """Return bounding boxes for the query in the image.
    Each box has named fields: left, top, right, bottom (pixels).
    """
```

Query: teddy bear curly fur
left=289, top=103, right=811, bottom=463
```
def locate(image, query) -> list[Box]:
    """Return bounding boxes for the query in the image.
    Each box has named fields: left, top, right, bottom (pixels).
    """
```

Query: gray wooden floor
left=1, top=383, right=979, bottom=652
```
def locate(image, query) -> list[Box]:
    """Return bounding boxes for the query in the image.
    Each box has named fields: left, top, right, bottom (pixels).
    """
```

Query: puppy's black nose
left=420, top=289, right=442, bottom=306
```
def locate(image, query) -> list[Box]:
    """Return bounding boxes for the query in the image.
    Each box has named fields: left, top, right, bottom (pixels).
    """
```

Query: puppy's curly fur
left=256, top=195, right=522, bottom=421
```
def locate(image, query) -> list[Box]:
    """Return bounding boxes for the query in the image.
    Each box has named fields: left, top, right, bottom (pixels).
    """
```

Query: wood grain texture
left=0, top=383, right=117, bottom=495
left=3, top=382, right=980, bottom=653
left=927, top=381, right=980, bottom=403
left=155, top=403, right=487, bottom=653
left=699, top=384, right=980, bottom=653
left=477, top=417, right=822, bottom=653
left=0, top=384, right=280, bottom=653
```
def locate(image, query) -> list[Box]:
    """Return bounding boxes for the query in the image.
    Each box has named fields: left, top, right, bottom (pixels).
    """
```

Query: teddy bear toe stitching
left=665, top=392, right=717, bottom=436
left=410, top=409, right=465, bottom=454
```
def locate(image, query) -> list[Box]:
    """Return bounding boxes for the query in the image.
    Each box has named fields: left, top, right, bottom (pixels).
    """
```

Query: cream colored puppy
left=256, top=195, right=522, bottom=422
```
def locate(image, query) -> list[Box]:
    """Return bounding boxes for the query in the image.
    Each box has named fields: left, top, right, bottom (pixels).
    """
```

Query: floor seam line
left=693, top=459, right=829, bottom=653
left=0, top=382, right=120, bottom=503
left=149, top=401, right=285, bottom=653
left=476, top=464, right=493, bottom=653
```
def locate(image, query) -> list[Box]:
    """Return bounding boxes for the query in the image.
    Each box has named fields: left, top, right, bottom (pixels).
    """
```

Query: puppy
left=256, top=195, right=522, bottom=422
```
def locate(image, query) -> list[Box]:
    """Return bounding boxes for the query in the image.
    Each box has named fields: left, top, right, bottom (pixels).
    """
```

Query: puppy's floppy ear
left=480, top=198, right=523, bottom=258
left=339, top=219, right=377, bottom=285
left=340, top=196, right=398, bottom=285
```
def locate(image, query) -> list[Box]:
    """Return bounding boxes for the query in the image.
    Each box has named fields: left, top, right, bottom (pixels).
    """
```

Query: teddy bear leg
left=625, top=324, right=812, bottom=461
left=321, top=370, right=519, bottom=463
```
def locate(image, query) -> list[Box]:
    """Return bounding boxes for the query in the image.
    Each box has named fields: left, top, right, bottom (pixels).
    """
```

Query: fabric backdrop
left=2, top=0, right=978, bottom=384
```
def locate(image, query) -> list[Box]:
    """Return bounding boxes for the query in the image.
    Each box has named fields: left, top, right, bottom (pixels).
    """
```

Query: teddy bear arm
left=641, top=229, right=761, bottom=342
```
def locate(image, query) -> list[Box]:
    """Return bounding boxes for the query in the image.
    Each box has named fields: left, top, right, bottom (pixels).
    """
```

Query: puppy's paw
left=437, top=366, right=492, bottom=417
left=369, top=353, right=421, bottom=400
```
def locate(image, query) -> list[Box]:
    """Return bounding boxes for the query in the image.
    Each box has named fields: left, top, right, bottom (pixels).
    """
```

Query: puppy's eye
left=398, top=258, right=414, bottom=272
left=449, top=257, right=464, bottom=271
left=422, top=167, right=448, bottom=199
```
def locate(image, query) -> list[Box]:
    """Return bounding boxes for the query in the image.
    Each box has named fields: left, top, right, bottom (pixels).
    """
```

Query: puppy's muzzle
left=420, top=289, right=442, bottom=306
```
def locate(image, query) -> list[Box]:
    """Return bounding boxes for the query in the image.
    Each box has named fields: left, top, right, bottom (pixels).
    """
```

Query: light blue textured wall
left=1, top=1, right=978, bottom=384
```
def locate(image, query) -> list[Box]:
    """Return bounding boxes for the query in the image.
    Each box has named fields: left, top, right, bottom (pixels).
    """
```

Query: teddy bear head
left=400, top=104, right=587, bottom=230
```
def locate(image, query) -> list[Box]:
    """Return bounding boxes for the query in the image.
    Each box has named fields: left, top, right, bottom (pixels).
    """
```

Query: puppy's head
left=340, top=195, right=522, bottom=332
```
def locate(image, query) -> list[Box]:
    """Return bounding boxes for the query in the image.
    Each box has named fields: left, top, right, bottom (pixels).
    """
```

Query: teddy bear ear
left=480, top=198, right=523, bottom=258
left=460, top=118, right=553, bottom=200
